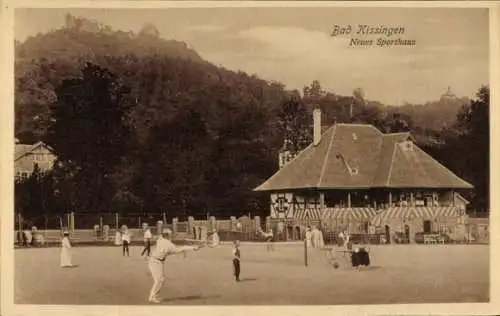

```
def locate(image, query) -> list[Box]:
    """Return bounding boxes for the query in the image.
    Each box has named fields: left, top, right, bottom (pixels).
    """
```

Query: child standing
left=141, top=223, right=153, bottom=257
left=232, top=240, right=241, bottom=282
left=121, top=225, right=131, bottom=257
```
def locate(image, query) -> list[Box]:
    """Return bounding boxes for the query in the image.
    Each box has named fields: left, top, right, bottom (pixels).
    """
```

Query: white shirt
left=122, top=231, right=131, bottom=243
left=144, top=229, right=152, bottom=240
left=151, top=237, right=196, bottom=261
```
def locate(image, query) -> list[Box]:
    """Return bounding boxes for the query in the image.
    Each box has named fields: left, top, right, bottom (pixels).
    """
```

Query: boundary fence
left=14, top=213, right=489, bottom=246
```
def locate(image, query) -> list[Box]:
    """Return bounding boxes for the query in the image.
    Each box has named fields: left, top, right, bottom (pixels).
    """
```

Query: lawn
left=14, top=243, right=489, bottom=305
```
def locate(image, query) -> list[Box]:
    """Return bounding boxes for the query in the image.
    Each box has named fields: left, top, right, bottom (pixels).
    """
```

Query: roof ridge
left=385, top=141, right=398, bottom=186
left=370, top=132, right=385, bottom=185
left=317, top=125, right=337, bottom=187
left=414, top=145, right=474, bottom=188
left=254, top=126, right=335, bottom=191
left=384, top=132, right=410, bottom=136
left=402, top=144, right=435, bottom=186
left=336, top=123, right=384, bottom=135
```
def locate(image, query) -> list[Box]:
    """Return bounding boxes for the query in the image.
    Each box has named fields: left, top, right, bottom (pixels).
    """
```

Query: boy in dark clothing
left=232, top=240, right=241, bottom=281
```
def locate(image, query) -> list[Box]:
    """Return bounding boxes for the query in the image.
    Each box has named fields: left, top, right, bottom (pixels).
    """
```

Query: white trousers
left=148, top=259, right=165, bottom=301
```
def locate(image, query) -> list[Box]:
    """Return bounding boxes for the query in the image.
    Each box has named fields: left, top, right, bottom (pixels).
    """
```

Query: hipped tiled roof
left=254, top=124, right=473, bottom=191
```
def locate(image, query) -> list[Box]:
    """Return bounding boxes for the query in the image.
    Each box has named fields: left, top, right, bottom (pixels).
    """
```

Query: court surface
left=14, top=243, right=489, bottom=305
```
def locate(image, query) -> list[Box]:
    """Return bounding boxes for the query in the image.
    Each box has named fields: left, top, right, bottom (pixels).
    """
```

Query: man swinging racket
left=147, top=228, right=203, bottom=303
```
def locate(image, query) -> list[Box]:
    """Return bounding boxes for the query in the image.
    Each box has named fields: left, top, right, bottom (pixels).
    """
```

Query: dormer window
left=401, top=140, right=413, bottom=152
left=351, top=167, right=359, bottom=175
left=352, top=133, right=358, bottom=141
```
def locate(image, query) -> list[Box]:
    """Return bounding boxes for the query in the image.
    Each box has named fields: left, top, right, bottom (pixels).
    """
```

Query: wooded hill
left=14, top=15, right=489, bottom=219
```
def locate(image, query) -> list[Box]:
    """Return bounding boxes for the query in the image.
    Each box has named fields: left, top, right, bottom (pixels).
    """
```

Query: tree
left=385, top=112, right=412, bottom=133
left=277, top=97, right=312, bottom=154
left=303, top=80, right=326, bottom=106
left=45, top=63, right=135, bottom=213
left=455, top=85, right=489, bottom=212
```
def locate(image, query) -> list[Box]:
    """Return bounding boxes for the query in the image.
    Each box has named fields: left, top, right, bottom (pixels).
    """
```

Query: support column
left=319, top=192, right=325, bottom=211
left=451, top=190, right=455, bottom=206
left=347, top=192, right=351, bottom=208
left=188, top=216, right=194, bottom=237
left=388, top=192, right=393, bottom=207
left=70, top=212, right=75, bottom=232
left=209, top=216, right=216, bottom=232
left=172, top=217, right=178, bottom=235
left=410, top=192, right=414, bottom=206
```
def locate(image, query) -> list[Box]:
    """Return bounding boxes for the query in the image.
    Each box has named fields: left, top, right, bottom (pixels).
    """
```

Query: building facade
left=254, top=108, right=472, bottom=243
left=15, top=141, right=56, bottom=182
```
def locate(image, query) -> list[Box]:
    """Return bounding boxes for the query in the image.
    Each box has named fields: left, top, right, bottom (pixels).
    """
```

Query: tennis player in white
left=147, top=228, right=201, bottom=303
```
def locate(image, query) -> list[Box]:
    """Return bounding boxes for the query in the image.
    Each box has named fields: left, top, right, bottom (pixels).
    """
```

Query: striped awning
left=293, top=208, right=323, bottom=219
left=321, top=208, right=378, bottom=221
left=370, top=207, right=462, bottom=227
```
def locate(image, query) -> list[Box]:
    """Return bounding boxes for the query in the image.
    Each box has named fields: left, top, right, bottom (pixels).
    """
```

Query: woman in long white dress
left=60, top=231, right=73, bottom=268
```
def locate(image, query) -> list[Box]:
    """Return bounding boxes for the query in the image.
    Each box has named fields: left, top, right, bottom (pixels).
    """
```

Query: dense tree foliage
left=14, top=16, right=490, bottom=219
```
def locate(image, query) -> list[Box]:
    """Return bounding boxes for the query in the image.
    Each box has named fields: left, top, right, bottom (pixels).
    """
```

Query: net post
left=304, top=238, right=308, bottom=267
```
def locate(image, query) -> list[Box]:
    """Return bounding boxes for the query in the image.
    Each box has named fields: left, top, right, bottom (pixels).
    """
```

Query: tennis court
left=14, top=243, right=489, bottom=305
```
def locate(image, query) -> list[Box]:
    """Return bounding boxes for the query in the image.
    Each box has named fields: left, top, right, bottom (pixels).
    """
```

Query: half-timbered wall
left=270, top=192, right=322, bottom=219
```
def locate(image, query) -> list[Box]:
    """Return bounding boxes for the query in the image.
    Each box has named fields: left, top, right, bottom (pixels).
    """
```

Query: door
left=423, top=220, right=432, bottom=234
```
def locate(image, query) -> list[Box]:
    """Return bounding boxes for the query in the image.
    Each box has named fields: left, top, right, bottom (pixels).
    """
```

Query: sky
left=15, top=7, right=489, bottom=106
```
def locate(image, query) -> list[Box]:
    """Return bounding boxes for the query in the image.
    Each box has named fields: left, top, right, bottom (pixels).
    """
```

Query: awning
left=370, top=207, right=463, bottom=227
left=322, top=208, right=378, bottom=221
left=293, top=208, right=323, bottom=220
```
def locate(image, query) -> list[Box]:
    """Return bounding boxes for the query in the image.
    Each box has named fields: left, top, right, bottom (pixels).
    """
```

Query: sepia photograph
left=1, top=2, right=498, bottom=315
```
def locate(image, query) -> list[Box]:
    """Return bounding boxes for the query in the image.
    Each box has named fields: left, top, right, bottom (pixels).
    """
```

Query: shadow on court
left=61, top=264, right=80, bottom=269
left=239, top=278, right=257, bottom=282
left=162, top=294, right=222, bottom=302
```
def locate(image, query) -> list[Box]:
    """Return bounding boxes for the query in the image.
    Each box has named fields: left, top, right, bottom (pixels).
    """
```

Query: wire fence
left=14, top=213, right=489, bottom=246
